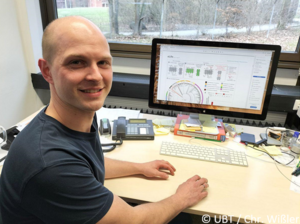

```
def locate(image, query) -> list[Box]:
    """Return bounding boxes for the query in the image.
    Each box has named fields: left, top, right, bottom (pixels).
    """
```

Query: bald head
left=42, top=16, right=106, bottom=64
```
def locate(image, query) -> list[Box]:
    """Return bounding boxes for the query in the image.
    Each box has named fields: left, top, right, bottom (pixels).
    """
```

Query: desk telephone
left=112, top=117, right=154, bottom=140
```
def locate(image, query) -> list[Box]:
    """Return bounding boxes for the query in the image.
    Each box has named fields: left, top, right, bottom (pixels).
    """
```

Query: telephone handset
left=99, top=117, right=123, bottom=153
left=116, top=116, right=126, bottom=139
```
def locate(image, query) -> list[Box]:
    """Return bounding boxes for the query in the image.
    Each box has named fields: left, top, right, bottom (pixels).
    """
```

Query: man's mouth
left=80, top=89, right=102, bottom=93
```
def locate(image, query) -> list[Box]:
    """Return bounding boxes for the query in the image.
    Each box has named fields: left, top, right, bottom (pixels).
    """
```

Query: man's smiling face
left=48, top=20, right=113, bottom=113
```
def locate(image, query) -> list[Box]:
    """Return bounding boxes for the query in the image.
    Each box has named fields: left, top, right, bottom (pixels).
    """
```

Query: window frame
left=40, top=0, right=300, bottom=69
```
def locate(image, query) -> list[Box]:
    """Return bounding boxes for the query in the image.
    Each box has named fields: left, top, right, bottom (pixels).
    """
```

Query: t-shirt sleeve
left=21, top=161, right=113, bottom=224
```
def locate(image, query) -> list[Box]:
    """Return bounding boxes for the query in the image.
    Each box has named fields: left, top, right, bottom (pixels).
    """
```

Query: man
left=0, top=16, right=208, bottom=223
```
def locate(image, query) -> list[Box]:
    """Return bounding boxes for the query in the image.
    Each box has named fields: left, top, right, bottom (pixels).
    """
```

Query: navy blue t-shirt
left=0, top=107, right=113, bottom=223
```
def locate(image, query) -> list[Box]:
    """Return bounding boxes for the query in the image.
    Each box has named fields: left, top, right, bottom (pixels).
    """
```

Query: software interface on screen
left=153, top=44, right=276, bottom=115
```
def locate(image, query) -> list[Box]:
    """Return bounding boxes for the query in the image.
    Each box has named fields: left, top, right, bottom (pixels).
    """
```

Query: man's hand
left=140, top=160, right=176, bottom=179
left=175, top=175, right=209, bottom=208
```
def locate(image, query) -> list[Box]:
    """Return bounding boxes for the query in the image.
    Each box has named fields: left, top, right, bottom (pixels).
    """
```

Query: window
left=40, top=0, right=300, bottom=68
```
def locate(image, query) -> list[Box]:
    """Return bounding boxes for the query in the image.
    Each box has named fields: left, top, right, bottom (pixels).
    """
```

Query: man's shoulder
left=1, top=111, right=83, bottom=202
left=2, top=110, right=71, bottom=185
left=10, top=109, right=55, bottom=157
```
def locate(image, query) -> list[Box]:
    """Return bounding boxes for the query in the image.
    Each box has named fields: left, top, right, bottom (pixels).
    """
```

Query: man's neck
left=45, top=102, right=95, bottom=133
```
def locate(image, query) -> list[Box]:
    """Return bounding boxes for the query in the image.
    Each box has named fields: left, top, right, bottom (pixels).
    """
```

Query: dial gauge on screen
left=166, top=80, right=203, bottom=104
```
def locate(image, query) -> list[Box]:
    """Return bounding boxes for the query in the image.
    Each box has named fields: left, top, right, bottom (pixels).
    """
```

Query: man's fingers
left=157, top=161, right=176, bottom=175
left=155, top=171, right=169, bottom=179
left=198, top=178, right=208, bottom=187
left=200, top=191, right=208, bottom=199
left=199, top=182, right=209, bottom=189
left=163, top=160, right=176, bottom=172
left=160, top=160, right=176, bottom=172
left=188, top=175, right=201, bottom=182
left=189, top=176, right=208, bottom=188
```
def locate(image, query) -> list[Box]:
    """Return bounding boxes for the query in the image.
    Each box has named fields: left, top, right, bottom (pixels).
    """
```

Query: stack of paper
left=180, top=116, right=202, bottom=131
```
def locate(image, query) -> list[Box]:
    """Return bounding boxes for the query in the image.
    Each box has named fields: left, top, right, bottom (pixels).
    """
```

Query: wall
left=0, top=0, right=43, bottom=129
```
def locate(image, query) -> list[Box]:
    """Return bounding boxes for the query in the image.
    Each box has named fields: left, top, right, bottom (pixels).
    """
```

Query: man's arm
left=97, top=175, right=208, bottom=224
left=104, top=157, right=176, bottom=179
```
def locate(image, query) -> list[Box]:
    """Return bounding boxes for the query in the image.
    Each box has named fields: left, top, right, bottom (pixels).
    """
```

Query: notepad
left=261, top=145, right=282, bottom=156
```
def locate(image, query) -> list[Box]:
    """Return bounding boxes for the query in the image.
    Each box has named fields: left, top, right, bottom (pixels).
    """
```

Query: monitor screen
left=149, top=39, right=281, bottom=120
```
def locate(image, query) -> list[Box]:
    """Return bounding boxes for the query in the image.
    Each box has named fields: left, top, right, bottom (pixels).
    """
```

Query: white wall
left=0, top=0, right=43, bottom=129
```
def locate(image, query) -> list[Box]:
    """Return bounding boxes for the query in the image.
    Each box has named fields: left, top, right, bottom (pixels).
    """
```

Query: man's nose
left=86, top=64, right=103, bottom=81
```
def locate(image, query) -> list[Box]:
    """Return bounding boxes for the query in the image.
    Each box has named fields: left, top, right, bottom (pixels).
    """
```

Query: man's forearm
left=132, top=194, right=186, bottom=224
left=104, top=157, right=142, bottom=179
left=98, top=175, right=209, bottom=224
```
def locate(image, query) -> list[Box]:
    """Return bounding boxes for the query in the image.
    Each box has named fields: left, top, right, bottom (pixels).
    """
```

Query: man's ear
left=38, top=59, right=54, bottom=84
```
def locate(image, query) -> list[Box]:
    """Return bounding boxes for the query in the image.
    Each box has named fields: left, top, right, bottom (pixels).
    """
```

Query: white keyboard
left=160, top=141, right=248, bottom=167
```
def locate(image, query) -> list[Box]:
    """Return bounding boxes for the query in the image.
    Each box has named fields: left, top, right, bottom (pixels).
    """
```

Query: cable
left=101, top=138, right=123, bottom=152
left=245, top=141, right=300, bottom=188
left=274, top=160, right=300, bottom=188
left=291, top=149, right=300, bottom=155
left=246, top=143, right=295, bottom=166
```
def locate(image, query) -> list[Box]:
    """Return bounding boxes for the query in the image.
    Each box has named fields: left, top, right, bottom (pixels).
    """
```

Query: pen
left=194, top=137, right=221, bottom=143
left=294, top=170, right=300, bottom=177
left=292, top=166, right=300, bottom=175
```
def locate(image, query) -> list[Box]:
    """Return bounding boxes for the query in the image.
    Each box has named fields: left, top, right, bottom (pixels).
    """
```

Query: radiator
left=104, top=96, right=287, bottom=128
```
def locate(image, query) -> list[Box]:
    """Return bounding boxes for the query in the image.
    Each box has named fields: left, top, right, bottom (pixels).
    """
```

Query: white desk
left=1, top=112, right=300, bottom=224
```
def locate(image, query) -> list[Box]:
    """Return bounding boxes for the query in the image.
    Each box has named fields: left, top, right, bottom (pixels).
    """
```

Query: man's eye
left=99, top=61, right=109, bottom=66
left=70, top=60, right=82, bottom=65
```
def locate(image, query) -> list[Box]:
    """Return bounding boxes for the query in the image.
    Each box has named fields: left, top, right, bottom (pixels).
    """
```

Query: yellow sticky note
left=202, top=126, right=219, bottom=134
left=262, top=146, right=282, bottom=156
left=154, top=127, right=170, bottom=136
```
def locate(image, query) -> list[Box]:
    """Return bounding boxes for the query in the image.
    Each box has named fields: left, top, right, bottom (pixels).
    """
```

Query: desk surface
left=103, top=114, right=300, bottom=224
left=1, top=112, right=299, bottom=224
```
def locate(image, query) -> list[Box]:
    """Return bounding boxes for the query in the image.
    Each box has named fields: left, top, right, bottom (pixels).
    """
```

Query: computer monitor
left=148, top=38, right=281, bottom=120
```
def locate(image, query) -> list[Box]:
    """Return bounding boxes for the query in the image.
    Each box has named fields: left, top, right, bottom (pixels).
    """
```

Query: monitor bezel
left=148, top=38, right=281, bottom=120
